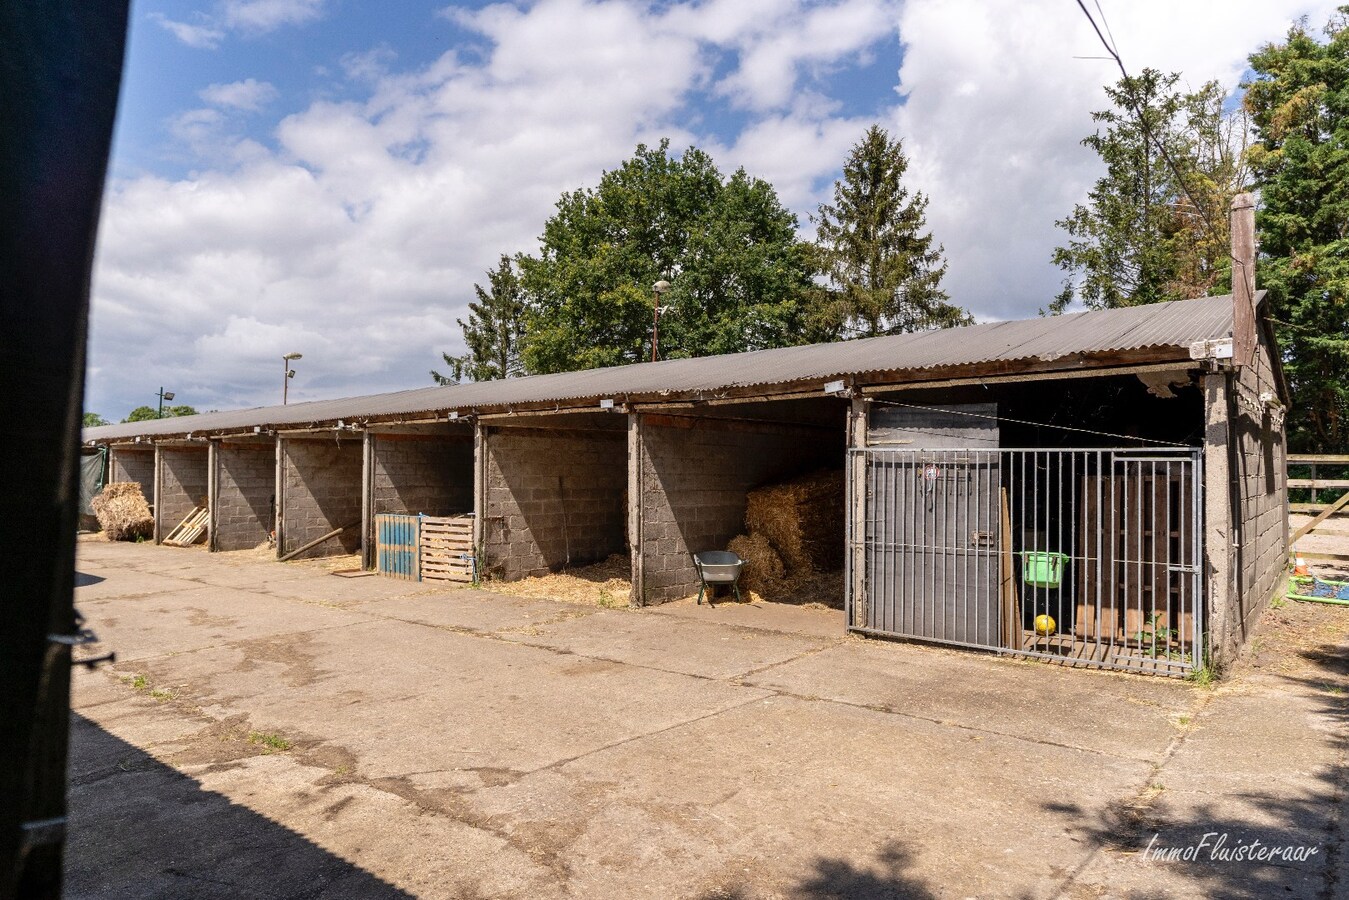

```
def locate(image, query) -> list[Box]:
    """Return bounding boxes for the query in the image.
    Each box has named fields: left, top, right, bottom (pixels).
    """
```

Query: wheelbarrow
left=692, top=551, right=744, bottom=605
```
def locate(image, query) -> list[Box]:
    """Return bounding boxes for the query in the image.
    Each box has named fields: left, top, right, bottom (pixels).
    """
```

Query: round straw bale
left=91, top=482, right=154, bottom=542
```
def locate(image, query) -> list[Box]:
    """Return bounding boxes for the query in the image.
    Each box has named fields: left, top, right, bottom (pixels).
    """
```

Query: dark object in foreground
left=0, top=4, right=131, bottom=897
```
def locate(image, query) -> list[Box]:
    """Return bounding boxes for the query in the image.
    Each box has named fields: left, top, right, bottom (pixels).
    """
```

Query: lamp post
left=651, top=279, right=671, bottom=362
left=156, top=387, right=175, bottom=419
left=283, top=352, right=303, bottom=404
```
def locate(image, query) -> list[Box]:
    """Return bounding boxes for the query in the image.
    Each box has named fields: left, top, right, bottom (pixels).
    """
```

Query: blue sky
left=87, top=0, right=1339, bottom=420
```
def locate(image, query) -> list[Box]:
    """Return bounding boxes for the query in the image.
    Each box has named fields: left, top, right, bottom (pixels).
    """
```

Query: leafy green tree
left=123, top=404, right=198, bottom=422
left=83, top=412, right=109, bottom=427
left=812, top=125, right=967, bottom=337
left=433, top=255, right=527, bottom=384
left=1246, top=11, right=1349, bottom=452
left=518, top=141, right=816, bottom=373
left=1051, top=69, right=1249, bottom=312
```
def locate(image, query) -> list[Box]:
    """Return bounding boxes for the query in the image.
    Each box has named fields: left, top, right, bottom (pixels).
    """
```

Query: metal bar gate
left=846, top=448, right=1203, bottom=676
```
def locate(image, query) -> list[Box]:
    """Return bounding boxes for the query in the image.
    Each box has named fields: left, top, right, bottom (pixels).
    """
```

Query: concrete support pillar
left=1203, top=372, right=1236, bottom=670
left=847, top=397, right=869, bottom=629
left=477, top=420, right=493, bottom=569
left=152, top=444, right=163, bottom=545
left=628, top=412, right=644, bottom=607
left=207, top=440, right=219, bottom=552
left=274, top=437, right=285, bottom=559
left=361, top=431, right=375, bottom=570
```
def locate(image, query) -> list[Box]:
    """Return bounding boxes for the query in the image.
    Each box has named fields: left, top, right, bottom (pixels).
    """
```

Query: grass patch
left=121, top=674, right=149, bottom=692
left=1271, top=596, right=1288, bottom=610
left=1188, top=663, right=1218, bottom=689
left=149, top=689, right=173, bottom=702
left=248, top=731, right=292, bottom=753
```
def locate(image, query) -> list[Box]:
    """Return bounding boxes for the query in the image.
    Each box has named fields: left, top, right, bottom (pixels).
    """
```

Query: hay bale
left=745, top=469, right=845, bottom=574
left=91, top=482, right=153, bottom=542
left=727, top=533, right=784, bottom=595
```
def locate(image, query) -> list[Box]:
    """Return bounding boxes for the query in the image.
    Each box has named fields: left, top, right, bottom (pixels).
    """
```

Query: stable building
left=81, top=200, right=1286, bottom=675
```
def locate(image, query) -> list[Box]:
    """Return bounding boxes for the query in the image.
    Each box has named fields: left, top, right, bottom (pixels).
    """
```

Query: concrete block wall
left=281, top=436, right=363, bottom=558
left=372, top=434, right=474, bottom=516
left=481, top=426, right=627, bottom=580
left=156, top=446, right=209, bottom=543
left=635, top=413, right=840, bottom=604
left=214, top=440, right=276, bottom=551
left=1232, top=337, right=1288, bottom=650
left=109, top=447, right=154, bottom=500
left=1206, top=331, right=1289, bottom=669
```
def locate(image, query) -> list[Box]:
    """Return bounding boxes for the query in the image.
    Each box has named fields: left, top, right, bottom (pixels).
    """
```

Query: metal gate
left=848, top=448, right=1203, bottom=676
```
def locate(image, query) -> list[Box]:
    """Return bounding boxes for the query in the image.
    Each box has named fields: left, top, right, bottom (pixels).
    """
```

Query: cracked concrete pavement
left=66, top=538, right=1348, bottom=898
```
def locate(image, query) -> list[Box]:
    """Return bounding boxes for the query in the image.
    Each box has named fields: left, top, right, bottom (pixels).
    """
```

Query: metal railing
left=847, top=448, right=1203, bottom=676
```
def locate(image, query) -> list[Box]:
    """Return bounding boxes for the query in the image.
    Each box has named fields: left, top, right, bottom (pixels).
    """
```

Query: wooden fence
left=1288, top=454, right=1349, bottom=514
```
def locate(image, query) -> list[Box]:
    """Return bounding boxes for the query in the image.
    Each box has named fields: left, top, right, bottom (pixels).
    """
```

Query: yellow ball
left=1034, top=614, right=1057, bottom=636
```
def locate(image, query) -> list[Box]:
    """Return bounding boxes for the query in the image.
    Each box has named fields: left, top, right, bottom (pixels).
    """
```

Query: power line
left=1072, top=0, right=1247, bottom=280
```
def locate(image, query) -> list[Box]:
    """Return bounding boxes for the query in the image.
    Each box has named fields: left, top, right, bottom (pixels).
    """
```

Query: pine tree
left=432, top=255, right=526, bottom=384
left=812, top=125, right=967, bottom=337
left=1051, top=70, right=1249, bottom=312
left=1245, top=12, right=1349, bottom=452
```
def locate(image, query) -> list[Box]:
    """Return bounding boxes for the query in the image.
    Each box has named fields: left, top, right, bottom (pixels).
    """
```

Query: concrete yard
left=67, top=538, right=1348, bottom=899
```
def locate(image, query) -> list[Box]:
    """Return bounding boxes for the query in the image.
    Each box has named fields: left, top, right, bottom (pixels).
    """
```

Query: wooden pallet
left=420, top=515, right=474, bottom=583
left=163, top=506, right=209, bottom=546
left=1018, top=629, right=1192, bottom=675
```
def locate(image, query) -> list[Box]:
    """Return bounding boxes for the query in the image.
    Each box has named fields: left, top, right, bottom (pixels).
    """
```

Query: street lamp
left=283, top=352, right=303, bottom=404
left=156, top=387, right=175, bottom=419
left=651, top=279, right=671, bottom=362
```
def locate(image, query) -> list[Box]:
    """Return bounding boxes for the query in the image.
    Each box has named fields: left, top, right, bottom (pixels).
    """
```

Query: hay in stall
left=483, top=553, right=632, bottom=607
left=744, top=469, right=845, bottom=574
left=91, top=482, right=154, bottom=542
left=727, top=533, right=784, bottom=595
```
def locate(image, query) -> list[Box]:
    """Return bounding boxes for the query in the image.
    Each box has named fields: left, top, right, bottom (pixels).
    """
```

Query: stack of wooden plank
left=420, top=515, right=474, bottom=582
left=163, top=507, right=209, bottom=546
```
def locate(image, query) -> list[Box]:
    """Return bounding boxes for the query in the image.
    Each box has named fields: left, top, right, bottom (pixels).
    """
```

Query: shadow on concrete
left=65, top=714, right=411, bottom=899
left=1046, top=640, right=1347, bottom=900
left=793, top=841, right=936, bottom=899
left=699, top=841, right=935, bottom=900
left=74, top=571, right=105, bottom=588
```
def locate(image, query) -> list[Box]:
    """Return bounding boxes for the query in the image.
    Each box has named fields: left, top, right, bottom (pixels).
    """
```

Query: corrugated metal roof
left=85, top=293, right=1237, bottom=443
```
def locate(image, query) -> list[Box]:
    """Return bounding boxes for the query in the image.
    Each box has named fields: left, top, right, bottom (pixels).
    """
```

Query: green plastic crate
left=1021, top=551, right=1069, bottom=588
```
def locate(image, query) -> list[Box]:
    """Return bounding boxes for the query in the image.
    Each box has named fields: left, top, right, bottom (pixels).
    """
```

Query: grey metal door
left=863, top=450, right=1002, bottom=646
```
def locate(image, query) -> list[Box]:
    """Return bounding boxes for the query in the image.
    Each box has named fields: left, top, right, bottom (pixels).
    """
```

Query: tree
left=1051, top=69, right=1250, bottom=312
left=1245, top=11, right=1349, bottom=452
left=432, top=255, right=527, bottom=384
left=517, top=141, right=817, bottom=373
left=122, top=404, right=198, bottom=422
left=812, top=125, right=967, bottom=337
left=83, top=412, right=109, bottom=427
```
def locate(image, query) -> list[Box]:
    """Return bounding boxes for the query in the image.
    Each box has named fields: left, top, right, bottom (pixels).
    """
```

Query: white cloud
left=153, top=0, right=326, bottom=48
left=222, top=0, right=326, bottom=32
left=713, top=0, right=899, bottom=110
left=199, top=78, right=280, bottom=111
left=149, top=13, right=225, bottom=49
left=88, top=0, right=1340, bottom=418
